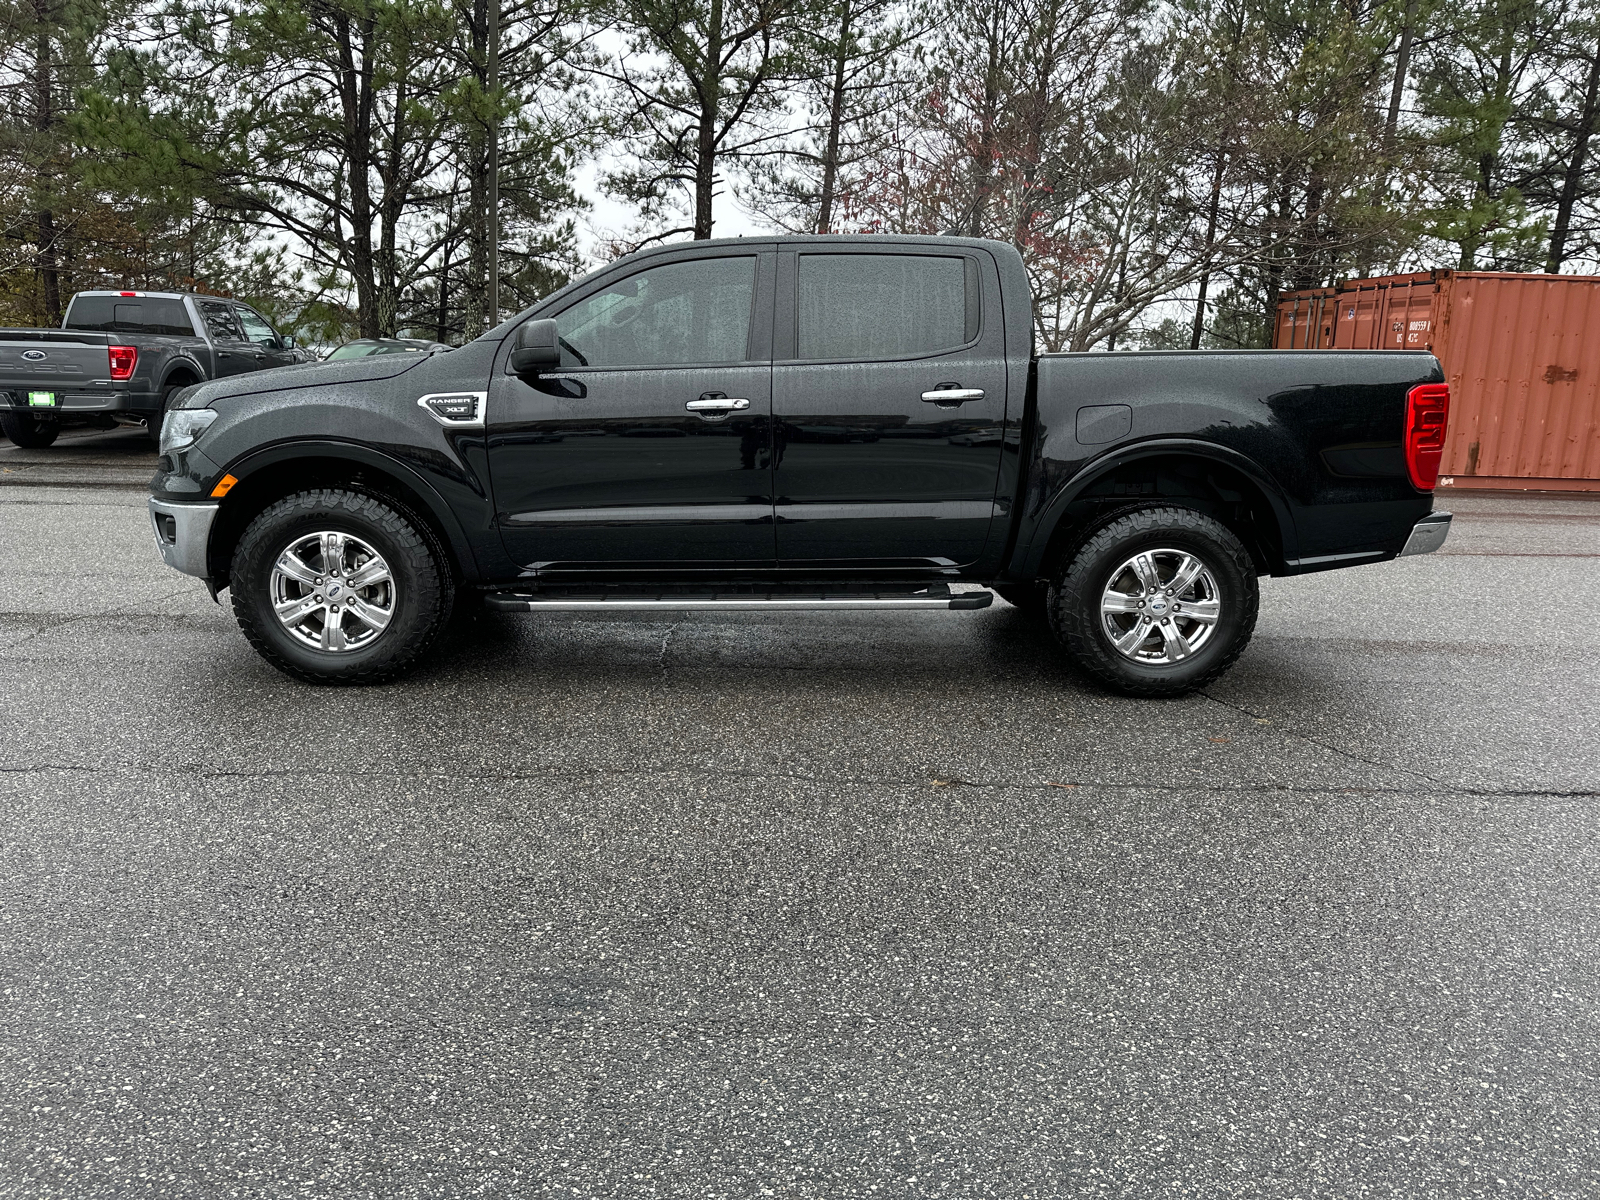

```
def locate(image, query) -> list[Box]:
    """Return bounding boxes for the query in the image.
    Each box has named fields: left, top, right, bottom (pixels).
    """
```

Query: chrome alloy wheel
left=269, top=530, right=396, bottom=652
left=1099, top=547, right=1222, bottom=664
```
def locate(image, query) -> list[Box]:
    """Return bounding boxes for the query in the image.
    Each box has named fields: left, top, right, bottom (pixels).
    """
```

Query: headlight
left=160, top=408, right=218, bottom=455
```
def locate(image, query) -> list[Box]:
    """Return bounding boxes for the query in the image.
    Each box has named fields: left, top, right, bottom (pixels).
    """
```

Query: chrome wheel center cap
left=1147, top=594, right=1169, bottom=616
left=326, top=582, right=344, bottom=600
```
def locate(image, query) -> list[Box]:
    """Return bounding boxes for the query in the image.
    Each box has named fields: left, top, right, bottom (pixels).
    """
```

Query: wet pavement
left=2, top=427, right=1598, bottom=1198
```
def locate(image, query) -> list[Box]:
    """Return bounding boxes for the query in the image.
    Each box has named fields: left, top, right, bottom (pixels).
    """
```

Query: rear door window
left=552, top=256, right=757, bottom=369
left=796, top=254, right=975, bottom=361
left=198, top=301, right=244, bottom=342
left=64, top=296, right=195, bottom=337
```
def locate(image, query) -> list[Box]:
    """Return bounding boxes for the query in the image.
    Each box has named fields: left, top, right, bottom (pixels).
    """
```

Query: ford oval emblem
left=21, top=349, right=46, bottom=361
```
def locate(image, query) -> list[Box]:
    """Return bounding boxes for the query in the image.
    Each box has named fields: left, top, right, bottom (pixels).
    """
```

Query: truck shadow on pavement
left=424, top=604, right=1084, bottom=689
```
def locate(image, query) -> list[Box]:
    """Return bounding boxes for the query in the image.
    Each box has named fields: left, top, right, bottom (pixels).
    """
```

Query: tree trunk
left=487, top=0, right=500, bottom=323
left=33, top=7, right=61, bottom=324
left=816, top=0, right=851, bottom=234
left=1464, top=41, right=1516, bottom=271
left=1261, top=174, right=1294, bottom=347
left=464, top=0, right=490, bottom=335
left=376, top=73, right=407, bottom=338
left=965, top=10, right=1002, bottom=239
left=1546, top=37, right=1600, bottom=273
left=1190, top=148, right=1227, bottom=350
left=336, top=12, right=380, bottom=338
left=437, top=233, right=452, bottom=343
left=1383, top=0, right=1416, bottom=154
left=693, top=0, right=723, bottom=239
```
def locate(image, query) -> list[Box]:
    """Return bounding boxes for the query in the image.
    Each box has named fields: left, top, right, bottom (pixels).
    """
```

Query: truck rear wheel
left=1, top=411, right=59, bottom=448
left=230, top=488, right=451, bottom=685
left=1049, top=505, right=1258, bottom=697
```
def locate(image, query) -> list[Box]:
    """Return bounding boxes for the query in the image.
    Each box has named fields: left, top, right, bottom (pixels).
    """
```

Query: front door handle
left=686, top=395, right=750, bottom=414
left=922, top=386, right=985, bottom=405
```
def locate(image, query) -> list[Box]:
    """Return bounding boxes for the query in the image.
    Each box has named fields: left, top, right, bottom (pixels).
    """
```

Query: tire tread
left=230, top=488, right=448, bottom=685
left=1050, top=505, right=1258, bottom=697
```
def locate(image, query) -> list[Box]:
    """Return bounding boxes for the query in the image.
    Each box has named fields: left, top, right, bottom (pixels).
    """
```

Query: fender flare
left=1015, top=438, right=1300, bottom=577
left=211, top=438, right=482, bottom=581
left=157, top=355, right=208, bottom=391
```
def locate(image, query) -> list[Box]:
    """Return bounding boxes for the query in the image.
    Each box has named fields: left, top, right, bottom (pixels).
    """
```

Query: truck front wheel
left=1049, top=506, right=1258, bottom=697
left=230, top=489, right=451, bottom=685
left=1, top=411, right=60, bottom=448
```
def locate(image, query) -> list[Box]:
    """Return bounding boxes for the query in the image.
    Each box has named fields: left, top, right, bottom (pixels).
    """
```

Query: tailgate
left=0, top=329, right=113, bottom=400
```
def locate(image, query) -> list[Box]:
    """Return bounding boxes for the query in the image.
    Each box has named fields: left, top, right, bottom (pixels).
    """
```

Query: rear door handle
left=921, top=386, right=985, bottom=405
left=686, top=395, right=750, bottom=413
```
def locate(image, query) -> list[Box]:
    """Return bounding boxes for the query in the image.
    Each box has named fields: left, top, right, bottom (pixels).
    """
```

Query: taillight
left=108, top=345, right=138, bottom=380
left=1404, top=382, right=1450, bottom=491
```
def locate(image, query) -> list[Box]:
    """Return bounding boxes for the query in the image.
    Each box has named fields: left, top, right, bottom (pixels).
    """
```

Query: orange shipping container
left=1273, top=270, right=1600, bottom=491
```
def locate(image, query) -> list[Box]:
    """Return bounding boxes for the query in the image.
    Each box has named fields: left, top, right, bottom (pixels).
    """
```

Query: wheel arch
left=158, top=356, right=205, bottom=390
left=1017, top=441, right=1297, bottom=581
left=206, top=441, right=480, bottom=587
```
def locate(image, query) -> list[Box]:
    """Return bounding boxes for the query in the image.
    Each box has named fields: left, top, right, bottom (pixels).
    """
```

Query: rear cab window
left=64, top=295, right=195, bottom=337
left=796, top=254, right=979, bottom=361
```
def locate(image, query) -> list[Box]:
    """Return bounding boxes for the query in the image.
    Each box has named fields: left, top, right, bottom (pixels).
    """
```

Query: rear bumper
left=2, top=387, right=161, bottom=414
left=1399, top=510, right=1451, bottom=557
left=148, top=498, right=218, bottom=577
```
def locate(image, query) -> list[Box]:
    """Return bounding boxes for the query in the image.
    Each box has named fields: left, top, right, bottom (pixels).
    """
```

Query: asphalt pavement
left=2, top=427, right=1598, bottom=1199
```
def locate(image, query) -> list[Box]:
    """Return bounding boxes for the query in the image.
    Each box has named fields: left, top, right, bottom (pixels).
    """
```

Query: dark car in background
left=325, top=338, right=452, bottom=361
left=0, top=291, right=308, bottom=448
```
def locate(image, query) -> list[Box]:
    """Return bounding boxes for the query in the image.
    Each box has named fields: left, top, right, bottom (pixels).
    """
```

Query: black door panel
left=772, top=248, right=1008, bottom=568
left=488, top=365, right=773, bottom=568
left=487, top=250, right=775, bottom=572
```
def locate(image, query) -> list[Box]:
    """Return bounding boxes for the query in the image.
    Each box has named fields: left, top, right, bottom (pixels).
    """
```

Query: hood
left=178, top=353, right=429, bottom=409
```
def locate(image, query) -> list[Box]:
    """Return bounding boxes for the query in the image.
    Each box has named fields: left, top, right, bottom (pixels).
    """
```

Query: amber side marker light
left=1404, top=383, right=1450, bottom=491
left=210, top=474, right=239, bottom=498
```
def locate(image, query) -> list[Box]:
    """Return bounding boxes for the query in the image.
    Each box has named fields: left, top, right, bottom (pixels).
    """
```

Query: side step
left=483, top=585, right=994, bottom=612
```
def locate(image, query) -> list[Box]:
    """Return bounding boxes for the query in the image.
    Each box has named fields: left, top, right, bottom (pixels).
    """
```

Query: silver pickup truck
left=0, top=291, right=307, bottom=448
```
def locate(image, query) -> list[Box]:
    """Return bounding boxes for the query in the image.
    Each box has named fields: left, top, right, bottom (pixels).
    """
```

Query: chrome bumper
left=148, top=498, right=218, bottom=578
left=1399, top=510, right=1452, bottom=557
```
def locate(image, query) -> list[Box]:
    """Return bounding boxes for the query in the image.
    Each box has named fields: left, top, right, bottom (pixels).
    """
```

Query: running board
left=484, top=587, right=994, bottom=612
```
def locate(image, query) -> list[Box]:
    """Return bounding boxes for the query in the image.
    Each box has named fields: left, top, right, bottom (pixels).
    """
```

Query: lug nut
left=315, top=576, right=323, bottom=584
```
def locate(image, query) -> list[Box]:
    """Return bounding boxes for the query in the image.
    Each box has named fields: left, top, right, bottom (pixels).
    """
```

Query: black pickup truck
left=148, top=236, right=1452, bottom=696
left=0, top=290, right=306, bottom=448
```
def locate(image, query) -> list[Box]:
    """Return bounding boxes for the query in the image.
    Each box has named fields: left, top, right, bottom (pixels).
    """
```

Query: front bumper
left=1399, top=510, right=1451, bottom=557
left=148, top=498, right=218, bottom=577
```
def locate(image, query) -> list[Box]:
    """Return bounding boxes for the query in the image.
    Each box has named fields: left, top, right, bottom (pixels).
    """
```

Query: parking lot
left=2, top=427, right=1598, bottom=1198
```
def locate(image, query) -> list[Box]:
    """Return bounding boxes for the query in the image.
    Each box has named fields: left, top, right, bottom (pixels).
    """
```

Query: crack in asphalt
left=0, top=761, right=1594, bottom=801
left=657, top=622, right=678, bottom=677
left=1199, top=687, right=1450, bottom=788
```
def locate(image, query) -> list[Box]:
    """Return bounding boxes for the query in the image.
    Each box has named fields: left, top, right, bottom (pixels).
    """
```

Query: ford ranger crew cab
left=147, top=236, right=1452, bottom=696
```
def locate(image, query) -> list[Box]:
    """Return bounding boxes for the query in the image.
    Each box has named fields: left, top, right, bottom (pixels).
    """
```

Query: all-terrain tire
left=230, top=488, right=452, bottom=685
left=1, top=411, right=60, bottom=448
left=1049, top=505, right=1258, bottom=697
